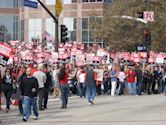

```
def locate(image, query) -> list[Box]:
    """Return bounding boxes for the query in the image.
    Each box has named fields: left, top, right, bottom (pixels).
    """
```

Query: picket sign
left=76, top=60, right=84, bottom=67
left=86, top=53, right=95, bottom=64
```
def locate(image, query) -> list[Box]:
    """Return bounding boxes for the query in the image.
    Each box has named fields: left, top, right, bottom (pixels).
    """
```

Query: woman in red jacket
left=59, top=66, right=69, bottom=109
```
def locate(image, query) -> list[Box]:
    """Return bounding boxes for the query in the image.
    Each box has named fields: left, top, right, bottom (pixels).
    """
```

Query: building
left=0, top=0, right=113, bottom=45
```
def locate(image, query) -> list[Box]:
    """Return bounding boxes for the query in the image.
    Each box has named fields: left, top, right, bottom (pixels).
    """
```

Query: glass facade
left=64, top=0, right=77, bottom=4
left=82, top=0, right=103, bottom=2
left=29, top=19, right=42, bottom=42
left=0, top=15, right=23, bottom=42
left=63, top=18, right=77, bottom=41
left=46, top=0, right=56, bottom=5
left=46, top=18, right=55, bottom=36
left=82, top=17, right=103, bottom=44
left=0, top=0, right=21, bottom=8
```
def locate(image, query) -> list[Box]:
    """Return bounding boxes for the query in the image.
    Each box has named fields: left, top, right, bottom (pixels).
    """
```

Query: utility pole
left=37, top=0, right=58, bottom=52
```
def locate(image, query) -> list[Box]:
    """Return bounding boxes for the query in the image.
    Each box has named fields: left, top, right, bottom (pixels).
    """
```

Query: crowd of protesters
left=0, top=61, right=165, bottom=122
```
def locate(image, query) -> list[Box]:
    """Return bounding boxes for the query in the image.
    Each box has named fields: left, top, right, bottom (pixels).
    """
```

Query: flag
left=42, top=31, right=54, bottom=42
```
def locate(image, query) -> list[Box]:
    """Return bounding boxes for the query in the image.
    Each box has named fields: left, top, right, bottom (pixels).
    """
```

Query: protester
left=117, top=67, right=126, bottom=95
left=2, top=69, right=13, bottom=113
left=110, top=66, right=118, bottom=96
left=0, top=72, right=2, bottom=110
left=52, top=65, right=60, bottom=98
left=33, top=64, right=47, bottom=110
left=85, top=65, right=96, bottom=104
left=17, top=65, right=27, bottom=115
left=135, top=66, right=143, bottom=95
left=43, top=64, right=52, bottom=109
left=21, top=67, right=39, bottom=122
left=126, top=66, right=137, bottom=95
left=78, top=68, right=86, bottom=98
left=59, top=66, right=69, bottom=109
left=103, top=66, right=110, bottom=95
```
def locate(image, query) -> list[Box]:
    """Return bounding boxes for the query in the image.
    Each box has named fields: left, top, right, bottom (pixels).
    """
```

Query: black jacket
left=21, top=76, right=39, bottom=98
left=2, top=75, right=13, bottom=92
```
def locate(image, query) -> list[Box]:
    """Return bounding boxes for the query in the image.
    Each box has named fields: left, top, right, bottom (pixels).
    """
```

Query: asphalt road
left=0, top=94, right=166, bottom=125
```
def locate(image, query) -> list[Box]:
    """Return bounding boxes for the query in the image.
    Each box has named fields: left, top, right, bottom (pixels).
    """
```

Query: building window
left=46, top=19, right=55, bottom=36
left=64, top=0, right=77, bottom=4
left=82, top=0, right=103, bottom=2
left=90, top=0, right=95, bottom=2
left=45, top=0, right=55, bottom=5
left=29, top=19, right=42, bottom=42
left=82, top=17, right=103, bottom=45
left=82, top=0, right=88, bottom=2
left=63, top=18, right=77, bottom=41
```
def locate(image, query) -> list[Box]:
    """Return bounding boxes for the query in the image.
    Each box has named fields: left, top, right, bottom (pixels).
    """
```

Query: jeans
left=23, top=96, right=38, bottom=120
left=111, top=81, right=117, bottom=96
left=137, top=81, right=143, bottom=95
left=38, top=88, right=45, bottom=110
left=60, top=84, right=69, bottom=108
left=44, top=88, right=49, bottom=109
left=4, top=90, right=12, bottom=110
left=128, top=83, right=137, bottom=95
left=78, top=83, right=86, bottom=98
left=18, top=96, right=23, bottom=114
left=103, top=79, right=109, bottom=94
left=118, top=82, right=125, bottom=95
left=86, top=84, right=96, bottom=102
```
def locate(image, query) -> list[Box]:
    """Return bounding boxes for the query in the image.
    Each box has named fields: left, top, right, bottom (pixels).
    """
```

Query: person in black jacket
left=21, top=67, right=39, bottom=122
left=2, top=69, right=13, bottom=113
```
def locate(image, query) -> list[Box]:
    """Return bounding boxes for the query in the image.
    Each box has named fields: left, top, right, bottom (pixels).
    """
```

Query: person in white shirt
left=77, top=69, right=86, bottom=98
left=117, top=67, right=126, bottom=95
left=33, top=64, right=47, bottom=110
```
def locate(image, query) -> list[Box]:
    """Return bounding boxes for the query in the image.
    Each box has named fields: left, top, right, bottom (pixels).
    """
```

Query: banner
left=94, top=69, right=104, bottom=81
left=86, top=53, right=95, bottom=64
left=0, top=42, right=13, bottom=58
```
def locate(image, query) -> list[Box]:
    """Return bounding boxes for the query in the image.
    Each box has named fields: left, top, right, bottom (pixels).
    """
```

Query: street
left=0, top=95, right=166, bottom=125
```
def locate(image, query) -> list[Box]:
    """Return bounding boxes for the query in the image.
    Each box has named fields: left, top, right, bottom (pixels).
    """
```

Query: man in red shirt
left=126, top=66, right=137, bottom=95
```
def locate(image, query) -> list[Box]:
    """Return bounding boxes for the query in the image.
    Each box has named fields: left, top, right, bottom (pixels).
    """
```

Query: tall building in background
left=0, top=0, right=113, bottom=45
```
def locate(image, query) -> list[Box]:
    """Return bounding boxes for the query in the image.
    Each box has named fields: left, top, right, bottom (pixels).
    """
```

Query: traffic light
left=60, top=25, right=68, bottom=43
left=144, top=29, right=151, bottom=46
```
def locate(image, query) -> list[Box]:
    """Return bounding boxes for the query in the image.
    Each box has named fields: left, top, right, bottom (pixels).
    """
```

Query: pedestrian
left=17, top=65, right=27, bottom=115
left=43, top=64, right=52, bottom=109
left=0, top=72, right=2, bottom=110
left=85, top=65, right=96, bottom=105
left=103, top=66, right=110, bottom=95
left=110, top=66, right=118, bottom=96
left=33, top=64, right=47, bottom=110
left=135, top=66, right=143, bottom=95
left=52, top=65, right=60, bottom=98
left=126, top=66, right=137, bottom=95
left=21, top=67, right=39, bottom=122
left=59, top=66, right=69, bottom=109
left=2, top=69, right=13, bottom=113
left=78, top=68, right=86, bottom=98
left=163, top=68, right=166, bottom=95
left=117, top=67, right=126, bottom=95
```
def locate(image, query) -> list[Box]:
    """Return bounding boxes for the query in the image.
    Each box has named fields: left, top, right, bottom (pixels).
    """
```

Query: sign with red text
left=144, top=11, right=154, bottom=22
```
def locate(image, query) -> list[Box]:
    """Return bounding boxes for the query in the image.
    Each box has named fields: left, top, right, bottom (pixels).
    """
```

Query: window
left=29, top=19, right=42, bottom=42
left=46, top=19, right=55, bottom=36
left=64, top=0, right=77, bottom=4
left=90, top=0, right=95, bottom=2
left=82, top=17, right=103, bottom=44
left=82, top=0, right=88, bottom=2
left=63, top=18, right=77, bottom=41
left=45, top=0, right=55, bottom=5
left=82, top=18, right=88, bottom=29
